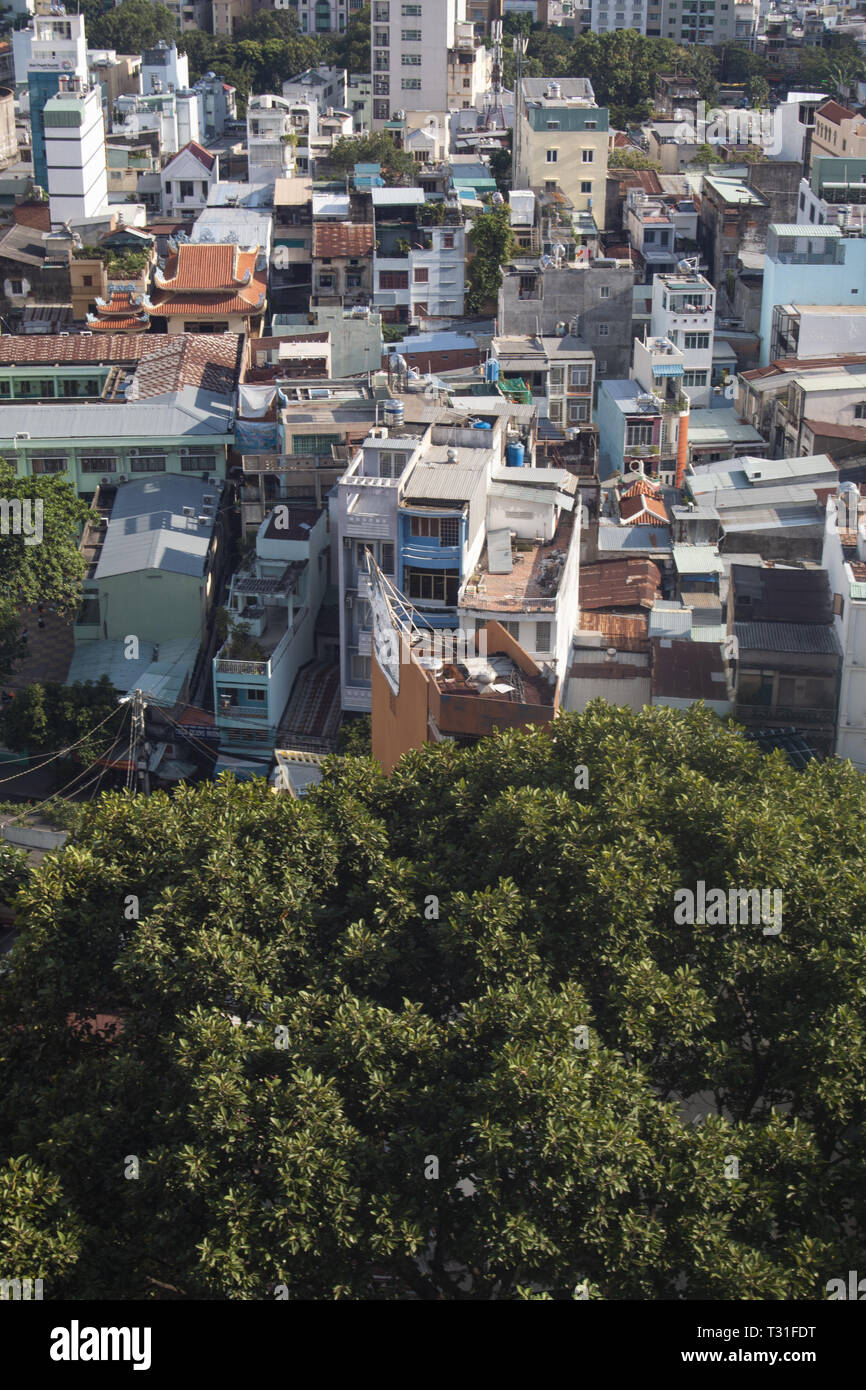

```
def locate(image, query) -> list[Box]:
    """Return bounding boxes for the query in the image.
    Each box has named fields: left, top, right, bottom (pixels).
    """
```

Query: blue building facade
left=29, top=70, right=62, bottom=194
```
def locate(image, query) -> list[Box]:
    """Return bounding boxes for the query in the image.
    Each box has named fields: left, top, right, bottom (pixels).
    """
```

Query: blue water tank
left=485, top=358, right=500, bottom=384
left=506, top=440, right=525, bottom=468
left=470, top=419, right=492, bottom=430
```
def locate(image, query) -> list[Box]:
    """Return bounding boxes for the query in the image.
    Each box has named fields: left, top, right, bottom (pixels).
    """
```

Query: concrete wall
left=498, top=262, right=635, bottom=380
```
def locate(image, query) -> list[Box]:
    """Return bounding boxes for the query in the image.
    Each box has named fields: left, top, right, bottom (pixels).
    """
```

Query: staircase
left=276, top=661, right=341, bottom=753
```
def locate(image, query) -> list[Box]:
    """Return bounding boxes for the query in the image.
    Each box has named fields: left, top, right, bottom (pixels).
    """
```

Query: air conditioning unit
left=179, top=447, right=189, bottom=455
left=117, top=474, right=127, bottom=484
left=129, top=448, right=138, bottom=456
left=183, top=505, right=196, bottom=517
left=202, top=493, right=215, bottom=505
left=198, top=515, right=210, bottom=525
left=101, top=476, right=111, bottom=485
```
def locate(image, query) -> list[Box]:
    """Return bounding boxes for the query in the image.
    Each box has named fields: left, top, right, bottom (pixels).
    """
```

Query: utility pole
left=512, top=33, right=528, bottom=191
left=131, top=689, right=150, bottom=796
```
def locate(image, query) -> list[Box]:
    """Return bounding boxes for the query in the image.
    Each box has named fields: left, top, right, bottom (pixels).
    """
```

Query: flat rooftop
left=461, top=510, right=574, bottom=613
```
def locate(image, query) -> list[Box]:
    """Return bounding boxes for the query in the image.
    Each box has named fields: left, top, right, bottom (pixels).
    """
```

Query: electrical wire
left=2, top=706, right=133, bottom=824
left=0, top=703, right=129, bottom=788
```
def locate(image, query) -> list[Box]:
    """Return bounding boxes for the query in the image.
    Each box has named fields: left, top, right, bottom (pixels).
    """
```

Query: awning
left=653, top=362, right=684, bottom=377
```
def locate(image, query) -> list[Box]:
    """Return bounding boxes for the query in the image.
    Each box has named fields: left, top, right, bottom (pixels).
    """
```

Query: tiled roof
left=312, top=222, right=374, bottom=258
left=90, top=288, right=149, bottom=333
left=0, top=331, right=242, bottom=394
left=162, top=140, right=217, bottom=172
left=804, top=418, right=866, bottom=442
left=816, top=100, right=858, bottom=124
left=621, top=476, right=661, bottom=499
left=620, top=493, right=669, bottom=525
left=153, top=243, right=266, bottom=316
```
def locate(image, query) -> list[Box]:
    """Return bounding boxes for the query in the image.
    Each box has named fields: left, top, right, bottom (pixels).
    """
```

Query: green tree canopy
left=0, top=461, right=93, bottom=615
left=609, top=148, right=662, bottom=171
left=328, top=131, right=416, bottom=184
left=85, top=0, right=177, bottom=53
left=465, top=205, right=515, bottom=314
left=0, top=704, right=864, bottom=1299
left=0, top=677, right=127, bottom=768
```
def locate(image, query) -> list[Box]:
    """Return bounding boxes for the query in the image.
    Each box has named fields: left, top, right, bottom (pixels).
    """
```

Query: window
left=405, top=569, right=459, bottom=604
left=626, top=423, right=654, bottom=447
left=351, top=654, right=372, bottom=682
left=535, top=622, right=551, bottom=652
left=380, top=542, right=394, bottom=575
left=402, top=53, right=422, bottom=64
left=409, top=515, right=459, bottom=545
left=413, top=267, right=428, bottom=282
left=81, top=453, right=118, bottom=473
left=379, top=270, right=408, bottom=289
left=443, top=233, right=455, bottom=249
left=318, top=274, right=335, bottom=290
left=462, top=78, right=471, bottom=89
left=550, top=367, right=564, bottom=388
left=401, top=2, right=421, bottom=11
left=402, top=78, right=421, bottom=88
left=374, top=99, right=390, bottom=120
left=582, top=149, right=594, bottom=163
left=545, top=180, right=558, bottom=192
left=181, top=447, right=217, bottom=471
left=0, top=380, right=8, bottom=395
left=682, top=370, right=708, bottom=387
left=569, top=401, right=590, bottom=422
left=179, top=180, right=194, bottom=199
left=82, top=274, right=93, bottom=287
left=684, top=333, right=710, bottom=350
left=569, top=365, right=590, bottom=387
left=597, top=323, right=609, bottom=337
left=581, top=180, right=592, bottom=193
left=546, top=149, right=558, bottom=163
left=378, top=451, right=408, bottom=478
left=247, top=688, right=266, bottom=702
left=31, top=457, right=66, bottom=474
left=855, top=404, right=866, bottom=419
left=549, top=401, right=563, bottom=422
left=130, top=454, right=166, bottom=472
left=501, top=621, right=520, bottom=640
left=600, top=285, right=610, bottom=298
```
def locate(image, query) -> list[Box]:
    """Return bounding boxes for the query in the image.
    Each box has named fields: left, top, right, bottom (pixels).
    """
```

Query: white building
left=141, top=40, right=189, bottom=97
left=160, top=142, right=219, bottom=218
left=113, top=90, right=200, bottom=157
left=650, top=269, right=715, bottom=407
left=273, top=0, right=350, bottom=32
left=371, top=0, right=465, bottom=128
left=43, top=77, right=107, bottom=225
left=588, top=0, right=647, bottom=33
left=774, top=92, right=825, bottom=167
left=247, top=94, right=318, bottom=184
left=12, top=6, right=87, bottom=85
left=822, top=490, right=866, bottom=771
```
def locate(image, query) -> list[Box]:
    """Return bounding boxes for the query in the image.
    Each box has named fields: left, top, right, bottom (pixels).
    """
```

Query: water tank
left=383, top=399, right=404, bottom=427
left=470, top=419, right=492, bottom=430
left=485, top=358, right=500, bottom=384
left=506, top=440, right=525, bottom=468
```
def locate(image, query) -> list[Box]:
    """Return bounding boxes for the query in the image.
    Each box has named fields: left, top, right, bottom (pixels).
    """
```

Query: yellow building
left=513, top=77, right=609, bottom=233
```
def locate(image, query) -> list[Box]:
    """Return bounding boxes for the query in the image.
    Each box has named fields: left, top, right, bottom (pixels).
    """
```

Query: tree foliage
left=0, top=704, right=864, bottom=1299
left=328, top=131, right=416, bottom=184
left=84, top=0, right=177, bottom=54
left=609, top=148, right=662, bottom=171
left=0, top=461, right=93, bottom=617
left=0, top=677, right=126, bottom=768
left=465, top=206, right=515, bottom=314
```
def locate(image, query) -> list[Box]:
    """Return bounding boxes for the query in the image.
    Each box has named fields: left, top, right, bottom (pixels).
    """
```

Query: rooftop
left=95, top=475, right=219, bottom=581
left=462, top=511, right=575, bottom=613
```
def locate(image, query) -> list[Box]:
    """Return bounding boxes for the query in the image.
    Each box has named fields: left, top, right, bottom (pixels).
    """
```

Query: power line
left=0, top=703, right=128, bottom=789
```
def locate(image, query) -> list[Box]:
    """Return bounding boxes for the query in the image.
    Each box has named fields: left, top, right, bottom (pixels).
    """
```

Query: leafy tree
left=488, top=140, right=513, bottom=191
left=337, top=714, right=372, bottom=757
left=2, top=704, right=865, bottom=1298
left=0, top=677, right=126, bottom=769
left=86, top=0, right=177, bottom=53
left=689, top=143, right=724, bottom=165
left=746, top=75, right=771, bottom=110
left=0, top=461, right=93, bottom=658
left=330, top=2, right=371, bottom=75
left=609, top=148, right=662, bottom=171
left=329, top=131, right=416, bottom=185
left=465, top=205, right=515, bottom=314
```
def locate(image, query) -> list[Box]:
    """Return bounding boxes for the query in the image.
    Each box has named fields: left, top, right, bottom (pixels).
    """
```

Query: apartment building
left=372, top=187, right=465, bottom=323
left=247, top=94, right=318, bottom=184
left=498, top=256, right=635, bottom=381
left=113, top=90, right=201, bottom=158
left=160, top=142, right=219, bottom=218
left=43, top=78, right=107, bottom=225
left=809, top=100, right=866, bottom=171
left=13, top=5, right=88, bottom=194
left=513, top=78, right=609, bottom=231
left=759, top=224, right=866, bottom=365
left=656, top=0, right=736, bottom=42
left=371, top=0, right=465, bottom=128
left=587, top=0, right=647, bottom=31
left=491, top=332, right=595, bottom=432
left=212, top=504, right=330, bottom=767
left=273, top=0, right=359, bottom=33
left=650, top=270, right=715, bottom=407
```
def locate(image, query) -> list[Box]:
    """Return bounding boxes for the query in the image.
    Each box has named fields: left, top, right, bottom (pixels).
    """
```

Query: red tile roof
left=816, top=100, right=858, bottom=125
left=620, top=493, right=669, bottom=526
left=579, top=557, right=662, bottom=610
left=804, top=419, right=866, bottom=443
left=621, top=476, right=661, bottom=499
left=153, top=242, right=266, bottom=317
left=0, top=331, right=243, bottom=392
left=162, top=140, right=217, bottom=172
left=312, top=222, right=374, bottom=258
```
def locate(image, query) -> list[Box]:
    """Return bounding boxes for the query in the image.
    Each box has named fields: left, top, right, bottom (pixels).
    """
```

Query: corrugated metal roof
left=649, top=604, right=693, bottom=636
left=0, top=388, right=233, bottom=442
left=403, top=462, right=487, bottom=500
left=672, top=544, right=723, bottom=574
left=488, top=481, right=574, bottom=510
left=734, top=621, right=841, bottom=655
left=770, top=223, right=841, bottom=237
left=598, top=525, right=671, bottom=552
left=96, top=475, right=218, bottom=580
left=371, top=187, right=425, bottom=206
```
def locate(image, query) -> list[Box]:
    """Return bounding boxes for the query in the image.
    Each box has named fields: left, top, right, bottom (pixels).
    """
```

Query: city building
left=152, top=241, right=267, bottom=335
left=141, top=39, right=189, bottom=95
left=13, top=5, right=88, bottom=194
left=809, top=100, right=866, bottom=171
left=513, top=78, right=609, bottom=232
left=822, top=489, right=866, bottom=771
left=371, top=1, right=490, bottom=129
left=758, top=224, right=866, bottom=365
left=160, top=142, right=220, bottom=218
left=650, top=269, right=716, bottom=407
left=491, top=332, right=596, bottom=432
left=212, top=503, right=330, bottom=769
left=43, top=76, right=107, bottom=226
left=497, top=255, right=636, bottom=381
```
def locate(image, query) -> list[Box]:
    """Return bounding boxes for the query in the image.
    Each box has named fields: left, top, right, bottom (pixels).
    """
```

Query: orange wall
left=371, top=632, right=431, bottom=774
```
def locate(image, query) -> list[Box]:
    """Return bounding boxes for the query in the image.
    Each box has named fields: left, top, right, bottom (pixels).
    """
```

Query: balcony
left=734, top=703, right=835, bottom=726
